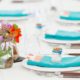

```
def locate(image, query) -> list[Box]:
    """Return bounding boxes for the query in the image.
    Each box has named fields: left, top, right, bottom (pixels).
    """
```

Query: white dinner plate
left=40, top=35, right=80, bottom=44
left=22, top=59, right=80, bottom=72
left=0, top=16, right=31, bottom=21
left=55, top=15, right=80, bottom=26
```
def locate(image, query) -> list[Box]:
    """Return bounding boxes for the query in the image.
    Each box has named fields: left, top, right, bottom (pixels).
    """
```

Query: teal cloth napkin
left=45, top=30, right=80, bottom=40
left=0, top=10, right=30, bottom=17
left=56, top=30, right=80, bottom=37
left=60, top=12, right=80, bottom=20
left=27, top=56, right=80, bottom=68
left=60, top=16, right=80, bottom=20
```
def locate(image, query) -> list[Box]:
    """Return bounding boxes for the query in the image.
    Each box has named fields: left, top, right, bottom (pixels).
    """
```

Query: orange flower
left=9, top=24, right=22, bottom=43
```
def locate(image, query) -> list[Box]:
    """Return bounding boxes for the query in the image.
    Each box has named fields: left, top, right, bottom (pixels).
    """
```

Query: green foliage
left=0, top=46, right=12, bottom=64
left=13, top=24, right=18, bottom=29
left=0, top=46, right=11, bottom=58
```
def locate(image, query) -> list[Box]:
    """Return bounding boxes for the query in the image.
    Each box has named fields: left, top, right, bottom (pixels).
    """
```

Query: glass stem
left=4, top=41, right=6, bottom=51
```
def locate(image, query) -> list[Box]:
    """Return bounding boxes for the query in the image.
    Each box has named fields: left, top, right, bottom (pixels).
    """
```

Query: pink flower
left=0, top=36, right=3, bottom=41
left=7, top=24, right=12, bottom=28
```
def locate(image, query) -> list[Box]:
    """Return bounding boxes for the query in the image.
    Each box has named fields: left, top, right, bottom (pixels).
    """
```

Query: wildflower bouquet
left=0, top=23, right=21, bottom=68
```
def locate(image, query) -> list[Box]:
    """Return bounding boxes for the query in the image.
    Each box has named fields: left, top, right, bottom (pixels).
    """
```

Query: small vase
left=13, top=44, right=19, bottom=61
left=0, top=42, right=13, bottom=69
left=52, top=48, right=62, bottom=63
left=13, top=44, right=25, bottom=63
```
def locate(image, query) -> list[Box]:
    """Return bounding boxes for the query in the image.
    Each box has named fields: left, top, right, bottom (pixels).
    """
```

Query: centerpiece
left=0, top=22, right=21, bottom=68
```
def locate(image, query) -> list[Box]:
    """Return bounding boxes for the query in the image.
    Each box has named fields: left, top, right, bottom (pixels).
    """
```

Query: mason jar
left=0, top=42, right=13, bottom=69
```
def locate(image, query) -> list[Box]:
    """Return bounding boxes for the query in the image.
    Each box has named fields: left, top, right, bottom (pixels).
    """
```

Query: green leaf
left=5, top=47, right=11, bottom=55
left=0, top=58, right=3, bottom=64
left=13, top=24, right=18, bottom=29
left=0, top=50, right=4, bottom=57
left=0, top=47, right=12, bottom=58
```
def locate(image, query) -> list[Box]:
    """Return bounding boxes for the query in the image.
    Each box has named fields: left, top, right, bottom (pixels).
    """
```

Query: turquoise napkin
left=45, top=30, right=80, bottom=40
left=56, top=30, right=80, bottom=37
left=60, top=12, right=80, bottom=20
left=27, top=56, right=80, bottom=68
left=0, top=10, right=30, bottom=17
left=60, top=16, right=80, bottom=21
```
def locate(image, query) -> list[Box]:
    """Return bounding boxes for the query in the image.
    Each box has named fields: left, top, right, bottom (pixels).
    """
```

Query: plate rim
left=22, top=58, right=80, bottom=72
left=40, top=35, right=80, bottom=44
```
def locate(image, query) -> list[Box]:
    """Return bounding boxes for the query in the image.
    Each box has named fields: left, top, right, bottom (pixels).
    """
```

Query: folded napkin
left=0, top=10, right=30, bottom=17
left=56, top=30, right=80, bottom=37
left=60, top=11, right=80, bottom=20
left=27, top=56, right=80, bottom=68
left=60, top=16, right=80, bottom=21
left=45, top=30, right=80, bottom=40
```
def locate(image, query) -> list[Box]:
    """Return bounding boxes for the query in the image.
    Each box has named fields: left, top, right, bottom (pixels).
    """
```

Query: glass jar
left=52, top=47, right=62, bottom=62
left=0, top=42, right=13, bottom=69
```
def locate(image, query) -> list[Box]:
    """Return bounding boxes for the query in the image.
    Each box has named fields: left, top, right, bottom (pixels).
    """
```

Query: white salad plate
left=22, top=58, right=80, bottom=72
left=56, top=18, right=80, bottom=26
left=40, top=35, right=80, bottom=44
left=0, top=16, right=31, bottom=21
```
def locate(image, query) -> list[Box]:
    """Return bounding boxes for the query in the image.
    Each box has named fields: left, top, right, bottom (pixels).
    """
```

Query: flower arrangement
left=0, top=23, right=21, bottom=43
left=0, top=22, right=22, bottom=68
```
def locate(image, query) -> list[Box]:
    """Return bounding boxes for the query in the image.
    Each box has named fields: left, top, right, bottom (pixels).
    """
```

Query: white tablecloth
left=0, top=62, right=79, bottom=80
